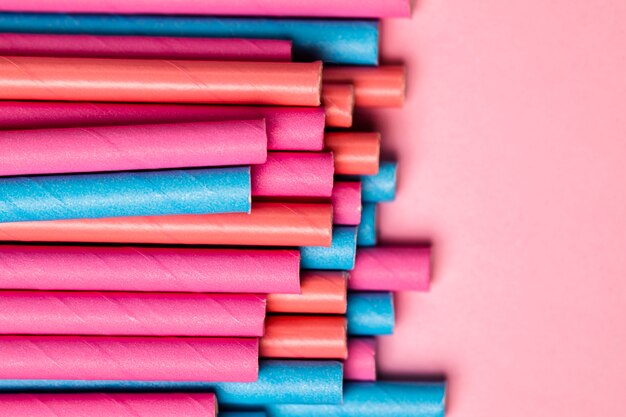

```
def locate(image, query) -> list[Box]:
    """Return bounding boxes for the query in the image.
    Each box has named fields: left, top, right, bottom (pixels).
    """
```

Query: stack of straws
left=0, top=1, right=446, bottom=416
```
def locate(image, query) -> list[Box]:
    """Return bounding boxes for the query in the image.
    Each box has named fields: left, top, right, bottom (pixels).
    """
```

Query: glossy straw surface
left=324, top=66, right=406, bottom=107
left=325, top=132, right=380, bottom=175
left=322, top=84, right=354, bottom=128
left=267, top=271, right=348, bottom=314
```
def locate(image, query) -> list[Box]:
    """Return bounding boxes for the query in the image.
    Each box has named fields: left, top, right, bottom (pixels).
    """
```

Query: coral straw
left=0, top=120, right=267, bottom=176
left=332, top=182, right=362, bottom=226
left=267, top=271, right=348, bottom=314
left=324, top=66, right=406, bottom=107
left=252, top=152, right=334, bottom=197
left=0, top=335, right=258, bottom=382
left=0, top=56, right=322, bottom=106
left=0, top=33, right=291, bottom=61
left=0, top=167, right=251, bottom=223
left=322, top=84, right=354, bottom=128
left=0, top=102, right=325, bottom=151
left=0, top=245, right=300, bottom=294
left=325, top=132, right=381, bottom=175
left=0, top=203, right=332, bottom=248
left=0, top=0, right=411, bottom=18
left=344, top=338, right=377, bottom=381
left=350, top=247, right=431, bottom=291
left=0, top=393, right=217, bottom=417
left=0, top=360, right=344, bottom=406
left=261, top=316, right=347, bottom=359
left=0, top=291, right=266, bottom=337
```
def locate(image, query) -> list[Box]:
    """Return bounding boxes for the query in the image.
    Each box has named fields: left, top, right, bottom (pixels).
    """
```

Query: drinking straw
left=322, top=84, right=354, bottom=128
left=0, top=0, right=411, bottom=18
left=347, top=292, right=394, bottom=336
left=0, top=120, right=267, bottom=176
left=0, top=203, right=333, bottom=248
left=0, top=291, right=266, bottom=337
left=0, top=102, right=325, bottom=151
left=350, top=247, right=431, bottom=291
left=0, top=33, right=291, bottom=61
left=267, top=271, right=348, bottom=314
left=266, top=381, right=447, bottom=417
left=0, top=56, right=322, bottom=106
left=324, top=66, right=406, bottom=107
left=356, top=203, right=378, bottom=247
left=344, top=338, right=377, bottom=381
left=0, top=13, right=379, bottom=65
left=261, top=316, right=347, bottom=359
left=332, top=182, right=362, bottom=226
left=359, top=161, right=398, bottom=202
left=0, top=167, right=251, bottom=223
left=0, top=245, right=300, bottom=294
left=0, top=361, right=344, bottom=406
left=0, top=393, right=217, bottom=417
left=0, top=335, right=258, bottom=382
left=325, top=132, right=380, bottom=175
left=252, top=152, right=334, bottom=198
left=301, top=227, right=357, bottom=270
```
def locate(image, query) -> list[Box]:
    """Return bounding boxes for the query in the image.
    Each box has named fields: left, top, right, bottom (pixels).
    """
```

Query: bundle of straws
left=0, top=1, right=446, bottom=416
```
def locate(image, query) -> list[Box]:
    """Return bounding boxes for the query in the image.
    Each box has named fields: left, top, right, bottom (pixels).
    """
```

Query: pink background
left=374, top=0, right=626, bottom=415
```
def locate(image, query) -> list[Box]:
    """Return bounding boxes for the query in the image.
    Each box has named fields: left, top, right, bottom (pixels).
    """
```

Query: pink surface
left=0, top=393, right=216, bottom=417
left=349, top=246, right=430, bottom=291
left=0, top=335, right=257, bottom=381
left=0, top=102, right=325, bottom=151
left=251, top=152, right=335, bottom=197
left=0, top=291, right=266, bottom=337
left=0, top=120, right=267, bottom=176
left=0, top=0, right=410, bottom=17
left=0, top=245, right=300, bottom=294
left=0, top=33, right=291, bottom=61
left=377, top=2, right=626, bottom=416
left=331, top=181, right=362, bottom=225
left=344, top=338, right=377, bottom=381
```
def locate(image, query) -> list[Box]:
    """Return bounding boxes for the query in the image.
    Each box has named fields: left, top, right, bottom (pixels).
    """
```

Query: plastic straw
left=0, top=13, right=378, bottom=65
left=0, top=56, right=321, bottom=106
left=0, top=120, right=267, bottom=176
left=0, top=245, right=300, bottom=294
left=359, top=162, right=398, bottom=202
left=0, top=0, right=411, bottom=18
left=0, top=102, right=325, bottom=151
left=267, top=381, right=446, bottom=417
left=267, top=271, right=347, bottom=314
left=344, top=338, right=377, bottom=381
left=301, top=227, right=357, bottom=270
left=0, top=335, right=258, bottom=382
left=324, top=66, right=406, bottom=107
left=325, top=132, right=380, bottom=175
left=0, top=203, right=332, bottom=248
left=252, top=153, right=334, bottom=198
left=0, top=291, right=266, bottom=337
left=0, top=33, right=291, bottom=61
left=322, top=84, right=354, bottom=128
left=0, top=393, right=217, bottom=417
left=0, top=360, right=344, bottom=406
left=357, top=203, right=378, bottom=247
left=0, top=167, right=251, bottom=223
left=332, top=182, right=362, bottom=226
left=347, top=292, right=395, bottom=336
left=350, top=247, right=431, bottom=291
left=261, top=316, right=347, bottom=359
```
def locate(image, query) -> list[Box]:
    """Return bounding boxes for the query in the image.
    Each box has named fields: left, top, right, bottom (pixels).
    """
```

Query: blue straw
left=356, top=203, right=377, bottom=246
left=0, top=13, right=378, bottom=65
left=347, top=292, right=395, bottom=335
left=357, top=162, right=398, bottom=203
left=301, top=226, right=357, bottom=270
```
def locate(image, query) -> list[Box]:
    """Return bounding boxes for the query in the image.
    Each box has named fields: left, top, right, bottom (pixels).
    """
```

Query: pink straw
left=0, top=33, right=291, bottom=61
left=0, top=102, right=324, bottom=151
left=0, top=291, right=266, bottom=337
left=344, top=338, right=377, bottom=381
left=349, top=247, right=431, bottom=291
left=0, top=245, right=300, bottom=294
left=0, top=335, right=258, bottom=382
left=332, top=181, right=362, bottom=225
left=252, top=152, right=334, bottom=197
left=0, top=393, right=216, bottom=417
left=0, top=120, right=267, bottom=176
